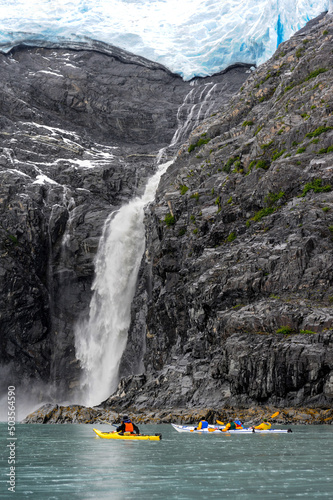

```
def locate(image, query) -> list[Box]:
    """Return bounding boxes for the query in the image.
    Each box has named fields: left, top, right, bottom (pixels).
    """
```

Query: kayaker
left=234, top=419, right=243, bottom=429
left=222, top=421, right=237, bottom=431
left=254, top=419, right=271, bottom=430
left=116, top=415, right=140, bottom=435
left=194, top=419, right=209, bottom=430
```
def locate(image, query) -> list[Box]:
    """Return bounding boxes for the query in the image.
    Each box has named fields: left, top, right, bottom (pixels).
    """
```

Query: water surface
left=1, top=423, right=332, bottom=499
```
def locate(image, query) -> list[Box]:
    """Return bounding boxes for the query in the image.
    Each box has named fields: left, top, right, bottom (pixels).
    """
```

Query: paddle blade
left=270, top=411, right=279, bottom=419
left=216, top=420, right=224, bottom=425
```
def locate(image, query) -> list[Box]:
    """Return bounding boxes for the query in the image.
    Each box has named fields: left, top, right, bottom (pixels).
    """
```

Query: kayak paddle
left=100, top=420, right=118, bottom=428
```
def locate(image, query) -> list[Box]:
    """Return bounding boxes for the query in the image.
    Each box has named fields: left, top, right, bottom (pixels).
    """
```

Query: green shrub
left=255, top=160, right=269, bottom=170
left=272, top=149, right=286, bottom=161
left=188, top=136, right=211, bottom=152
left=226, top=232, right=236, bottom=242
left=296, top=147, right=306, bottom=154
left=276, top=326, right=295, bottom=335
left=304, top=68, right=328, bottom=81
left=300, top=178, right=332, bottom=197
left=260, top=141, right=273, bottom=150
left=251, top=207, right=275, bottom=223
left=190, top=192, right=200, bottom=201
left=306, top=126, right=333, bottom=138
left=223, top=156, right=239, bottom=173
left=180, top=184, right=189, bottom=195
left=255, top=125, right=263, bottom=136
left=299, top=329, right=316, bottom=334
left=318, top=146, right=333, bottom=154
left=242, top=120, right=254, bottom=127
left=248, top=160, right=256, bottom=172
left=284, top=83, right=296, bottom=93
left=164, top=213, right=175, bottom=226
left=178, top=228, right=186, bottom=236
left=264, top=191, right=284, bottom=206
left=197, top=137, right=211, bottom=148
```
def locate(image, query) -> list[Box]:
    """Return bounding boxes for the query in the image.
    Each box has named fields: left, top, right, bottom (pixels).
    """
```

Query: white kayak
left=171, top=424, right=292, bottom=434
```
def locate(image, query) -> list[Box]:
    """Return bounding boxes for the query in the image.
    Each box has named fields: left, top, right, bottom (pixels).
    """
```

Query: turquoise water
left=1, top=423, right=332, bottom=499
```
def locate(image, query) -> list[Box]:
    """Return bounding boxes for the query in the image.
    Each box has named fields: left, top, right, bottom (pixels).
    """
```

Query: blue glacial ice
left=0, top=0, right=331, bottom=80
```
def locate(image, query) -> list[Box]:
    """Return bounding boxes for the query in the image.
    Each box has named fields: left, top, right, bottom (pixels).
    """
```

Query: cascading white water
left=75, top=159, right=173, bottom=406
left=75, top=81, right=221, bottom=406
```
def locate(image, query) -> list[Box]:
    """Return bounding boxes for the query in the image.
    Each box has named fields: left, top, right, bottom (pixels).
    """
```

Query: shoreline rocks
left=22, top=402, right=333, bottom=425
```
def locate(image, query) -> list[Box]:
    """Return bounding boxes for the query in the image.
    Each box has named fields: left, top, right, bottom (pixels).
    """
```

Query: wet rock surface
left=22, top=402, right=333, bottom=426
left=116, top=13, right=333, bottom=412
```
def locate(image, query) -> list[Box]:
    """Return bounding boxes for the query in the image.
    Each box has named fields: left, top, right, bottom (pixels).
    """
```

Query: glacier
left=0, top=1, right=331, bottom=80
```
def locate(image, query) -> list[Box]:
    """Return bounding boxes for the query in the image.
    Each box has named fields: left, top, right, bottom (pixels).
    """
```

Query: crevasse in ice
left=0, top=0, right=330, bottom=80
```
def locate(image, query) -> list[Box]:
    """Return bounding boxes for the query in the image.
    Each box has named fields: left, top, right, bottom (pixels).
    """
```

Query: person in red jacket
left=116, top=416, right=140, bottom=434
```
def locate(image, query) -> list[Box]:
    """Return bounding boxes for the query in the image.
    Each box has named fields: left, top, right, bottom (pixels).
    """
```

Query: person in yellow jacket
left=254, top=419, right=271, bottom=430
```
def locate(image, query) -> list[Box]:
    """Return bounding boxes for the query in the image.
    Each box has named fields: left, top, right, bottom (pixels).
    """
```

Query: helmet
left=122, top=415, right=129, bottom=420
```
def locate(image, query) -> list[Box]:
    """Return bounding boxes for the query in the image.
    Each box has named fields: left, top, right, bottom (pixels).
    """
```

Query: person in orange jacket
left=116, top=415, right=140, bottom=434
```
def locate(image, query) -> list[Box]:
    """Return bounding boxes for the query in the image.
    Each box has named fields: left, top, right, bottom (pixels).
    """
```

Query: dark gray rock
left=0, top=38, right=250, bottom=403
left=114, top=13, right=333, bottom=412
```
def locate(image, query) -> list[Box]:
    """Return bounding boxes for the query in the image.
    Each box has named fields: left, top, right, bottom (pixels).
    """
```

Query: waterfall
left=75, top=80, right=221, bottom=407
left=75, top=159, right=173, bottom=406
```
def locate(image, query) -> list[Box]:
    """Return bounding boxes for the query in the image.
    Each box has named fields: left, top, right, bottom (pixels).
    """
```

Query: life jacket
left=235, top=419, right=243, bottom=429
left=223, top=421, right=236, bottom=431
left=197, top=420, right=209, bottom=430
left=124, top=421, right=134, bottom=433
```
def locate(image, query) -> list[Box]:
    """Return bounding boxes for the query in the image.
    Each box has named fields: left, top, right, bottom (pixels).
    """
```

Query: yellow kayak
left=93, top=428, right=162, bottom=441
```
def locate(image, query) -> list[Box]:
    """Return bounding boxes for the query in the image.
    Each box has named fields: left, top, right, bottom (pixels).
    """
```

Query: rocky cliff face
left=107, top=12, right=333, bottom=412
left=0, top=39, right=249, bottom=402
